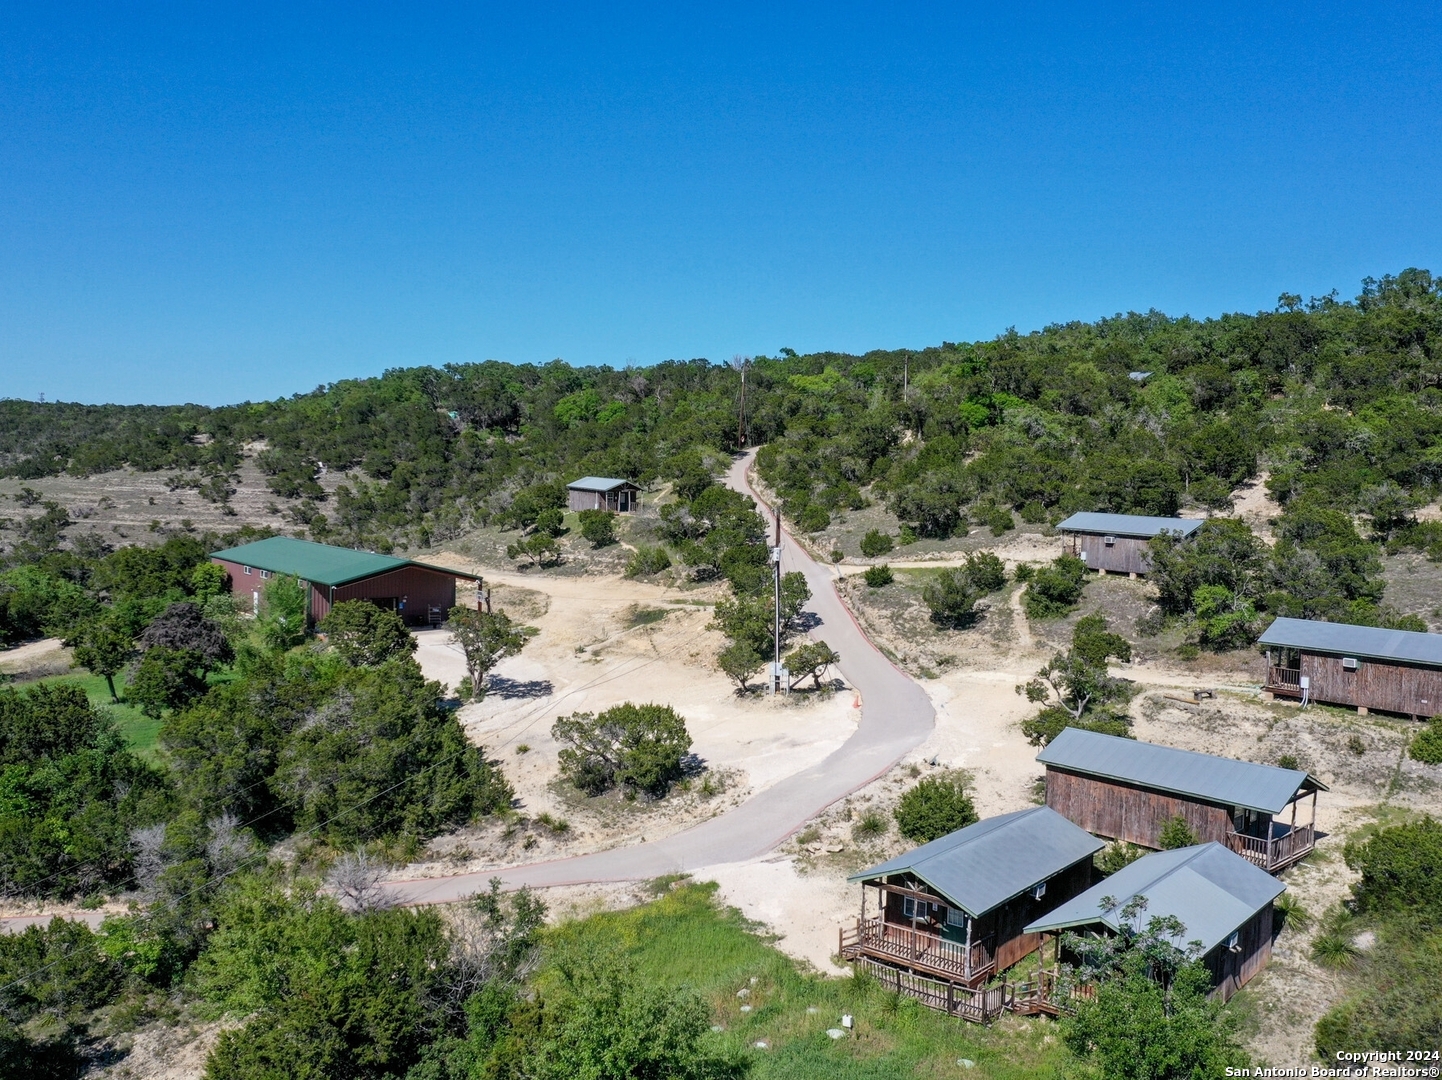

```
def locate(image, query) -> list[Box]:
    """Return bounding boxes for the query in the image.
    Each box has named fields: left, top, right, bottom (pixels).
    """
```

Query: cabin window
left=945, top=907, right=965, bottom=928
left=260, top=570, right=271, bottom=579
left=1030, top=882, right=1047, bottom=900
left=1225, top=931, right=1240, bottom=951
left=243, top=566, right=252, bottom=575
left=902, top=897, right=917, bottom=919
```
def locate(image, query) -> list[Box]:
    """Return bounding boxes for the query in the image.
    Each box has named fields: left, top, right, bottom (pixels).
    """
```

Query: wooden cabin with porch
left=1056, top=512, right=1202, bottom=576
left=839, top=807, right=1104, bottom=1021
left=1259, top=616, right=1442, bottom=719
left=1037, top=727, right=1325, bottom=874
left=566, top=476, right=640, bottom=513
left=1024, top=842, right=1286, bottom=1002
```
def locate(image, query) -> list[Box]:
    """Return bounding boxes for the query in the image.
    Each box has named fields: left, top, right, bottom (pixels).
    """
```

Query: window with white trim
left=260, top=570, right=271, bottom=579
left=243, top=566, right=252, bottom=575
left=902, top=897, right=917, bottom=919
left=945, top=907, right=965, bottom=928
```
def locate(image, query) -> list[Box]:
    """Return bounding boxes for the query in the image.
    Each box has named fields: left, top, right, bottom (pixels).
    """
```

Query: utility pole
left=738, top=362, right=747, bottom=449
left=771, top=505, right=784, bottom=693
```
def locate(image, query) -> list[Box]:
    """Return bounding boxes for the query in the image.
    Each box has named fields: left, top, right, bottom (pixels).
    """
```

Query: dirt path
left=380, top=450, right=937, bottom=905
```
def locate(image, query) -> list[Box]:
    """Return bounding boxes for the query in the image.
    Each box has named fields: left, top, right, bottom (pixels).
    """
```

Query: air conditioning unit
left=1225, top=931, right=1240, bottom=953
left=1030, top=882, right=1047, bottom=900
left=1103, top=535, right=1117, bottom=546
left=1342, top=657, right=1359, bottom=670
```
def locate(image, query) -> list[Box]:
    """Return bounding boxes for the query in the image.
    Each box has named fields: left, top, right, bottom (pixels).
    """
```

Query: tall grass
left=541, top=881, right=1068, bottom=1079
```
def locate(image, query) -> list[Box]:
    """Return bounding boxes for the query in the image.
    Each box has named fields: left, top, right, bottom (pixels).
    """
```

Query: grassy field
left=544, top=881, right=1068, bottom=1080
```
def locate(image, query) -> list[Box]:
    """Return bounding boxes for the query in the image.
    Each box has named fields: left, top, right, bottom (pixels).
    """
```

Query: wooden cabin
left=1025, top=842, right=1286, bottom=1001
left=1056, top=512, right=1202, bottom=576
left=840, top=807, right=1104, bottom=1021
left=210, top=536, right=480, bottom=628
left=566, top=477, right=640, bottom=513
left=1259, top=616, right=1442, bottom=719
left=1038, top=728, right=1325, bottom=874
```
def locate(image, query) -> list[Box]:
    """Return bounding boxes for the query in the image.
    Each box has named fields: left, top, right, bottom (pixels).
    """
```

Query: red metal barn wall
left=315, top=566, right=458, bottom=626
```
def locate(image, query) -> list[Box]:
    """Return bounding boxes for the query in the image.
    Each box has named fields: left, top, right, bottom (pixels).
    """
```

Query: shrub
left=830, top=548, right=844, bottom=562
left=578, top=510, right=616, bottom=547
left=987, top=507, right=1014, bottom=536
left=625, top=545, right=672, bottom=578
left=893, top=772, right=978, bottom=843
left=1096, top=841, right=1145, bottom=876
left=1021, top=706, right=1131, bottom=746
left=1013, top=562, right=1036, bottom=583
left=717, top=641, right=762, bottom=692
left=1019, top=501, right=1047, bottom=524
left=863, top=564, right=893, bottom=588
left=1159, top=815, right=1200, bottom=849
left=1344, top=817, right=1442, bottom=914
left=962, top=550, right=1007, bottom=593
left=852, top=810, right=887, bottom=840
left=1022, top=554, right=1088, bottom=618
left=898, top=524, right=918, bottom=546
left=320, top=600, right=417, bottom=667
left=553, top=703, right=693, bottom=799
left=1277, top=753, right=1300, bottom=771
left=796, top=504, right=831, bottom=532
left=534, top=508, right=565, bottom=536
left=860, top=530, right=894, bottom=558
left=922, top=568, right=979, bottom=628
left=1409, top=719, right=1442, bottom=764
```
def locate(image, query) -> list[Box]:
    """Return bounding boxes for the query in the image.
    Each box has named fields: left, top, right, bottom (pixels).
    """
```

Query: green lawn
left=544, top=881, right=1068, bottom=1080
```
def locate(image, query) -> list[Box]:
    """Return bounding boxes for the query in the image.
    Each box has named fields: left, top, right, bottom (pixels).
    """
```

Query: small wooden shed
left=1038, top=727, right=1325, bottom=873
left=1025, top=842, right=1286, bottom=1001
left=839, top=807, right=1104, bottom=1020
left=1055, top=512, right=1202, bottom=576
left=1259, top=616, right=1442, bottom=719
left=566, top=477, right=640, bottom=513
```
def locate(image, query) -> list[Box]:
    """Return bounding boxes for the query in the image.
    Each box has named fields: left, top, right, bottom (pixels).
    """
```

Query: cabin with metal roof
left=211, top=536, right=479, bottom=628
left=1259, top=616, right=1442, bottom=719
left=1055, top=512, right=1203, bottom=576
left=1037, top=728, right=1325, bottom=873
left=1024, top=842, right=1286, bottom=1001
left=566, top=476, right=639, bottom=513
left=838, top=807, right=1104, bottom=1020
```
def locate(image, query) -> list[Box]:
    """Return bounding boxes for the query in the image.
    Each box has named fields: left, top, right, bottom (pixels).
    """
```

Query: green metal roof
left=210, top=536, right=476, bottom=588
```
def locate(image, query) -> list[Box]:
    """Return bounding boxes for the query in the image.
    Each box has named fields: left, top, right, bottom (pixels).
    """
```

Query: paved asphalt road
left=380, top=450, right=936, bottom=906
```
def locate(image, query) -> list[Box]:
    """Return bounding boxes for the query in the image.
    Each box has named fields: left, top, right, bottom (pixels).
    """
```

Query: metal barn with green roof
left=211, top=536, right=479, bottom=627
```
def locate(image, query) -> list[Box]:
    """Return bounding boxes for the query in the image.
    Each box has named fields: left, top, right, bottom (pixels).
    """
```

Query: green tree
left=319, top=600, right=417, bottom=667
left=922, top=568, right=979, bottom=628
left=71, top=615, right=136, bottom=702
left=1158, top=816, right=1199, bottom=849
left=446, top=608, right=528, bottom=699
left=863, top=563, right=893, bottom=587
left=961, top=550, right=1007, bottom=593
left=1343, top=817, right=1442, bottom=915
left=553, top=703, right=693, bottom=799
left=1022, top=554, right=1089, bottom=619
left=717, top=641, right=761, bottom=693
left=1020, top=614, right=1133, bottom=745
left=893, top=772, right=978, bottom=843
left=258, top=574, right=308, bottom=652
left=578, top=509, right=617, bottom=547
left=1409, top=719, right=1442, bottom=764
left=784, top=640, right=839, bottom=689
left=506, top=531, right=561, bottom=568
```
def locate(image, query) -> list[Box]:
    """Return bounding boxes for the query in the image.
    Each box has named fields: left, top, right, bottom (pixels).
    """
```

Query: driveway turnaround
left=381, top=450, right=936, bottom=904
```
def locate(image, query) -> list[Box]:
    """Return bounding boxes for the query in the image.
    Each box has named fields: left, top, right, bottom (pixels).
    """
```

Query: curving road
left=381, top=451, right=935, bottom=904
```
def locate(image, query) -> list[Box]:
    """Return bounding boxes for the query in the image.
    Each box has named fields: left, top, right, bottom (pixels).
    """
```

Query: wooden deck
left=1009, top=968, right=1097, bottom=1016
left=1225, top=822, right=1314, bottom=873
left=839, top=917, right=995, bottom=984
left=849, top=957, right=1011, bottom=1023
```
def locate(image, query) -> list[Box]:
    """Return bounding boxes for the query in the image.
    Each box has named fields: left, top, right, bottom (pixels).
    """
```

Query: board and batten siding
left=974, top=858, right=1097, bottom=975
left=1066, top=533, right=1152, bottom=575
left=317, top=565, right=458, bottom=626
left=1045, top=767, right=1234, bottom=849
left=1277, top=651, right=1442, bottom=717
left=1204, top=904, right=1274, bottom=1002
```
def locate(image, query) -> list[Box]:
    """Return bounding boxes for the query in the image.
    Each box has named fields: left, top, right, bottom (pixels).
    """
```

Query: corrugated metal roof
left=1258, top=616, right=1442, bottom=667
left=211, top=537, right=477, bottom=588
left=1037, top=728, right=1321, bottom=815
left=1023, top=843, right=1285, bottom=954
left=1056, top=512, right=1203, bottom=539
left=846, top=807, right=1105, bottom=917
left=567, top=476, right=636, bottom=492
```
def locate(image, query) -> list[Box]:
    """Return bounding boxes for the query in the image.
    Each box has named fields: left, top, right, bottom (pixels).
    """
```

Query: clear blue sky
left=1, top=3, right=1439, bottom=406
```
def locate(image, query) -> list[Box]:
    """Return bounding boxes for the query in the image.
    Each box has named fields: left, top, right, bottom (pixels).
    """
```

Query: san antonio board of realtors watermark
left=1225, top=1051, right=1440, bottom=1077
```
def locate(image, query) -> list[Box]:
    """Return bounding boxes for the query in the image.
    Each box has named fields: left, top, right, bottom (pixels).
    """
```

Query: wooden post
left=963, top=915, right=974, bottom=981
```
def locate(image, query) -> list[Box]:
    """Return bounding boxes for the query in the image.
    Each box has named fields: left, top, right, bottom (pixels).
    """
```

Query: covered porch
left=838, top=879, right=995, bottom=985
left=1224, top=786, right=1318, bottom=873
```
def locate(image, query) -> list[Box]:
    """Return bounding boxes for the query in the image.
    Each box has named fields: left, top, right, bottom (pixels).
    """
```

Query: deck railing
left=839, top=917, right=994, bottom=982
left=1267, top=666, right=1302, bottom=689
left=1226, top=822, right=1314, bottom=872
left=1010, top=969, right=1098, bottom=1016
left=849, top=956, right=1010, bottom=1022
